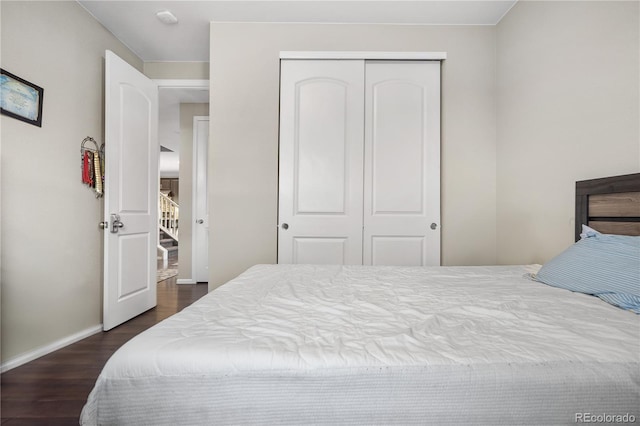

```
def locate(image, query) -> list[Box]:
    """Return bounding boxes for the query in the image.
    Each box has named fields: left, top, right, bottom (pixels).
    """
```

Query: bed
left=81, top=174, right=640, bottom=425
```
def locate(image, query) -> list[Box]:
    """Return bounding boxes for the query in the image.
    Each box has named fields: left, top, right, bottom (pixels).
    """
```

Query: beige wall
left=496, top=1, right=640, bottom=265
left=0, top=1, right=142, bottom=363
left=144, top=62, right=209, bottom=80
left=178, top=103, right=209, bottom=282
left=209, top=23, right=497, bottom=286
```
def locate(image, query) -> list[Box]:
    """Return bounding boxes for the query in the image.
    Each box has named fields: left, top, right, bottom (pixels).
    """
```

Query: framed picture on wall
left=1, top=68, right=44, bottom=127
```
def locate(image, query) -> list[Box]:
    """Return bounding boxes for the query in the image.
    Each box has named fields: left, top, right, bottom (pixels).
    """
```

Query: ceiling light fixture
left=156, top=10, right=178, bottom=25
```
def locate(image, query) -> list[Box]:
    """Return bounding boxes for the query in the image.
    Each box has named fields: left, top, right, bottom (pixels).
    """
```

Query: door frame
left=279, top=51, right=447, bottom=60
left=154, top=79, right=210, bottom=284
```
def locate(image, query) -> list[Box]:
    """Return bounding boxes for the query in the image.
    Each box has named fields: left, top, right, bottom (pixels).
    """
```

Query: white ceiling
left=78, top=1, right=517, bottom=62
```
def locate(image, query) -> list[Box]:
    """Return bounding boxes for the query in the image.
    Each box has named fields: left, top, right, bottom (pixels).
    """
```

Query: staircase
left=159, top=192, right=179, bottom=240
left=160, top=229, right=178, bottom=258
left=159, top=192, right=179, bottom=261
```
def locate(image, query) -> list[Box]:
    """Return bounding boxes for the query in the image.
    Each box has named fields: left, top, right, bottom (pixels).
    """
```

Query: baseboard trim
left=0, top=324, right=103, bottom=373
left=176, top=278, right=196, bottom=285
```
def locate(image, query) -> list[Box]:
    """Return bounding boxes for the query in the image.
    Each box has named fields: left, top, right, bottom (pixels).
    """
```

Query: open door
left=193, top=116, right=209, bottom=282
left=103, top=50, right=158, bottom=331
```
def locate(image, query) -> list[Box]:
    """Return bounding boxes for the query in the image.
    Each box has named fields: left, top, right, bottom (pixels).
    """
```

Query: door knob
left=430, top=223, right=438, bottom=230
left=110, top=214, right=124, bottom=233
left=196, top=219, right=204, bottom=224
left=281, top=223, right=289, bottom=230
left=99, top=221, right=108, bottom=230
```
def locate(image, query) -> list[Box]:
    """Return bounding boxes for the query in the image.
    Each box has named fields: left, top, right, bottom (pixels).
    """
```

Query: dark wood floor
left=1, top=276, right=208, bottom=425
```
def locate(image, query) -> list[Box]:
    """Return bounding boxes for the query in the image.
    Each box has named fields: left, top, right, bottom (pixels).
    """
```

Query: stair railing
left=159, top=192, right=179, bottom=242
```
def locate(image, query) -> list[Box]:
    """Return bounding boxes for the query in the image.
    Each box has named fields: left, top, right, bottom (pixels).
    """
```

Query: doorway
left=156, top=80, right=209, bottom=284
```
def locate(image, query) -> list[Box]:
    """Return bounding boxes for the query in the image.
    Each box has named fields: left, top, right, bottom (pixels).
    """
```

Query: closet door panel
left=293, top=237, right=347, bottom=264
left=296, top=81, right=347, bottom=214
left=371, top=82, right=425, bottom=215
left=364, top=61, right=441, bottom=266
left=371, top=236, right=425, bottom=266
left=278, top=60, right=365, bottom=264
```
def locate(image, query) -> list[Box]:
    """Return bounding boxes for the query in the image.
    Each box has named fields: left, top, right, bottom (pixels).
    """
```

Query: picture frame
left=1, top=68, right=44, bottom=127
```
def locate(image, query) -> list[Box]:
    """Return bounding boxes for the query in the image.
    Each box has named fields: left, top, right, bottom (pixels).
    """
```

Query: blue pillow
left=579, top=224, right=600, bottom=239
left=534, top=232, right=640, bottom=313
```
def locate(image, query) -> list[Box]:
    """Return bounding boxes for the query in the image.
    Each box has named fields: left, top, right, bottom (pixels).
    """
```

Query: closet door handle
left=281, top=223, right=289, bottom=230
left=430, top=223, right=438, bottom=230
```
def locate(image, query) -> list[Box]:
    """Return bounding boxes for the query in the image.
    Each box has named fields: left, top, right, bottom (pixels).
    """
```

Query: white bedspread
left=81, top=264, right=640, bottom=425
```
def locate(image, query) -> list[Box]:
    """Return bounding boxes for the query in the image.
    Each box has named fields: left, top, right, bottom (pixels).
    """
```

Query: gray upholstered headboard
left=575, top=173, right=640, bottom=241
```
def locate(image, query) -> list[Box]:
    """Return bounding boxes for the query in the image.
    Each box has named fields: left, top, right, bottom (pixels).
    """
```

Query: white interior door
left=104, top=50, right=158, bottom=331
left=193, top=116, right=209, bottom=282
left=363, top=61, right=441, bottom=266
left=278, top=60, right=365, bottom=264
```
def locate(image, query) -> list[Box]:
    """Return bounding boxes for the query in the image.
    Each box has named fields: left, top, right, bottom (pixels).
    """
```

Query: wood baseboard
left=0, top=325, right=103, bottom=373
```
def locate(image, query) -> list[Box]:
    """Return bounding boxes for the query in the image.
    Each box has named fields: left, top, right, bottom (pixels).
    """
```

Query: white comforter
left=81, top=264, right=640, bottom=425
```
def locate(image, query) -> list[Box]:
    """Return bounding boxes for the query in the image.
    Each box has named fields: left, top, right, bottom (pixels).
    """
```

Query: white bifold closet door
left=278, top=59, right=440, bottom=266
